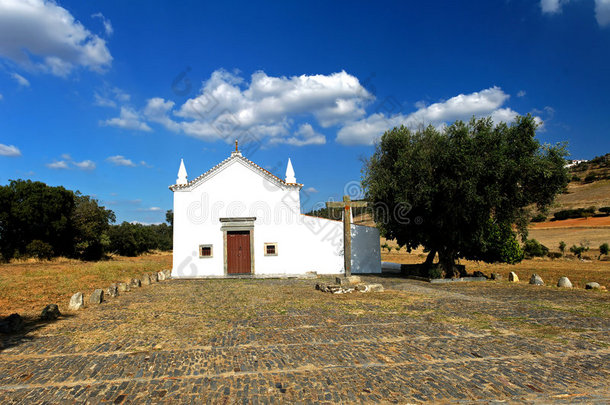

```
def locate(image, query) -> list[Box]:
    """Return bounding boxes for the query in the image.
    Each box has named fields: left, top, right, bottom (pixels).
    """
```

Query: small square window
left=264, top=243, right=278, bottom=256
left=199, top=244, right=213, bottom=258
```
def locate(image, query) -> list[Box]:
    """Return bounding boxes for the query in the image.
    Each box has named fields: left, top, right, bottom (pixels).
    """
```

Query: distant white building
left=169, top=145, right=381, bottom=278
left=565, top=159, right=588, bottom=168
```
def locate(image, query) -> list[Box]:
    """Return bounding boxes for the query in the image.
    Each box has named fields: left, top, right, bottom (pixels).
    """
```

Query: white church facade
left=169, top=145, right=381, bottom=278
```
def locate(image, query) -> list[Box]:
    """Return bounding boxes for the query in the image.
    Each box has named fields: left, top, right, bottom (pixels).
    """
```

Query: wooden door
left=227, top=231, right=251, bottom=274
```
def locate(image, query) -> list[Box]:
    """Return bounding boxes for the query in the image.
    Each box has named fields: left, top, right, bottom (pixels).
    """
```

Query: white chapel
left=169, top=144, right=381, bottom=278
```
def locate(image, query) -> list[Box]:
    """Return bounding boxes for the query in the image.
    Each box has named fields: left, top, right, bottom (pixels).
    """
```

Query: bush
left=600, top=207, right=610, bottom=215
left=26, top=240, right=54, bottom=260
left=553, top=207, right=597, bottom=221
left=559, top=241, right=566, bottom=255
left=547, top=252, right=562, bottom=259
left=600, top=243, right=609, bottom=259
left=584, top=174, right=597, bottom=183
left=531, top=213, right=547, bottom=222
left=523, top=239, right=549, bottom=258
left=570, top=243, right=589, bottom=259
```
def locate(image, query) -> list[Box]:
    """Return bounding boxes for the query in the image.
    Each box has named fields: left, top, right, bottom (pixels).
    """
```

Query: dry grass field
left=0, top=252, right=172, bottom=318
left=552, top=179, right=610, bottom=213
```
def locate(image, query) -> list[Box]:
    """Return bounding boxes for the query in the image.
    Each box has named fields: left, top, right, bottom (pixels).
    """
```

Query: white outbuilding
left=169, top=144, right=381, bottom=278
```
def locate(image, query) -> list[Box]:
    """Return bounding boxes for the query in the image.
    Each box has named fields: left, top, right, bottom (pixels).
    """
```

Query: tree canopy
left=0, top=179, right=172, bottom=262
left=362, top=115, right=569, bottom=277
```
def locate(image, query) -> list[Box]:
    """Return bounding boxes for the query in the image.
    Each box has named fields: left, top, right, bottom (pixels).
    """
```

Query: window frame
left=264, top=242, right=278, bottom=256
left=199, top=244, right=213, bottom=258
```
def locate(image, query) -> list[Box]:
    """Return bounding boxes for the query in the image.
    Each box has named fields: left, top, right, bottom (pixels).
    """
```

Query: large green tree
left=363, top=115, right=569, bottom=277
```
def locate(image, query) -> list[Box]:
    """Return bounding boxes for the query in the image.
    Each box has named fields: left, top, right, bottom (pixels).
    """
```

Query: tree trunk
left=423, top=249, right=437, bottom=267
left=438, top=250, right=460, bottom=278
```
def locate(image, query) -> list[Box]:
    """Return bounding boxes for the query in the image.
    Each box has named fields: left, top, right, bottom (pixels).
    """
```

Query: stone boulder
left=557, top=277, right=573, bottom=288
left=490, top=273, right=502, bottom=281
left=162, top=269, right=171, bottom=279
left=509, top=272, right=519, bottom=282
left=106, top=284, right=119, bottom=298
left=149, top=272, right=158, bottom=282
left=41, top=304, right=61, bottom=320
left=130, top=278, right=141, bottom=288
left=336, top=276, right=361, bottom=285
left=585, top=282, right=601, bottom=290
left=0, top=313, right=24, bottom=333
left=141, top=274, right=151, bottom=285
left=157, top=271, right=166, bottom=281
left=118, top=282, right=130, bottom=292
left=529, top=274, right=544, bottom=286
left=69, top=292, right=84, bottom=310
left=472, top=271, right=487, bottom=279
left=89, top=289, right=104, bottom=304
left=367, top=284, right=385, bottom=292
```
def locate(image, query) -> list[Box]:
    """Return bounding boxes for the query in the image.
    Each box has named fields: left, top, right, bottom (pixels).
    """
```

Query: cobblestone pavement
left=0, top=276, right=609, bottom=403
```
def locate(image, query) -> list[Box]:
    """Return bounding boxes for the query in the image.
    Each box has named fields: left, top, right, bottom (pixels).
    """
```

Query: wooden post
left=326, top=195, right=368, bottom=278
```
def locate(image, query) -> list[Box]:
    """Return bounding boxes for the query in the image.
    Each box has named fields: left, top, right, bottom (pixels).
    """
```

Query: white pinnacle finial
left=177, top=158, right=188, bottom=185
left=285, top=158, right=296, bottom=183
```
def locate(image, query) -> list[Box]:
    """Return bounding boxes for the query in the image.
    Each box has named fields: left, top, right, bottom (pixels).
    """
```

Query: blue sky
left=1, top=0, right=609, bottom=223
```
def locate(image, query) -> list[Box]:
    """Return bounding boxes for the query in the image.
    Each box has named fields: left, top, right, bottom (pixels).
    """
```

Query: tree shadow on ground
left=0, top=313, right=76, bottom=353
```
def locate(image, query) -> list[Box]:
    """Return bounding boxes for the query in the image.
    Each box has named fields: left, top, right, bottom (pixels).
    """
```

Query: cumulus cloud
left=73, top=160, right=96, bottom=170
left=11, top=73, right=30, bottom=87
left=336, top=87, right=533, bottom=145
left=46, top=160, right=70, bottom=169
left=46, top=154, right=95, bottom=170
left=0, top=143, right=21, bottom=156
left=0, top=0, right=112, bottom=76
left=595, top=0, right=610, bottom=26
left=269, top=123, right=326, bottom=146
left=540, top=0, right=610, bottom=27
left=517, top=90, right=526, bottom=97
left=106, top=155, right=136, bottom=167
left=91, top=12, right=113, bottom=36
left=101, top=107, right=151, bottom=131
left=142, top=69, right=370, bottom=144
left=540, top=0, right=566, bottom=14
left=304, top=186, right=318, bottom=193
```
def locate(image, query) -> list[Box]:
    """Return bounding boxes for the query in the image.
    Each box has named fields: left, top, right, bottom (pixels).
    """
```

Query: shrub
left=600, top=243, right=609, bottom=259
left=559, top=241, right=566, bottom=255
left=547, top=252, right=562, bottom=259
left=584, top=174, right=597, bottom=183
left=523, top=239, right=549, bottom=258
left=600, top=207, right=610, bottom=215
left=26, top=240, right=54, bottom=260
left=531, top=213, right=547, bottom=222
left=553, top=207, right=597, bottom=221
left=570, top=243, right=589, bottom=259
left=571, top=175, right=581, bottom=182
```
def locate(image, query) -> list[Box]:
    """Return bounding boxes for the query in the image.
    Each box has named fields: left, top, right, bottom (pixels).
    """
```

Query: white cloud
left=304, top=186, right=318, bottom=193
left=101, top=107, right=151, bottom=131
left=0, top=0, right=112, bottom=76
left=136, top=206, right=162, bottom=212
left=541, top=0, right=610, bottom=27
left=73, top=159, right=96, bottom=170
left=107, top=155, right=137, bottom=167
left=517, top=90, right=526, bottom=97
left=0, top=94, right=3, bottom=100
left=144, top=69, right=371, bottom=145
left=0, top=143, right=21, bottom=156
left=336, top=87, right=535, bottom=145
left=93, top=87, right=130, bottom=108
left=595, top=0, right=610, bottom=26
left=143, top=97, right=180, bottom=132
left=269, top=123, right=326, bottom=146
left=91, top=12, right=113, bottom=36
left=541, top=0, right=566, bottom=14
left=46, top=160, right=69, bottom=169
left=11, top=72, right=30, bottom=87
left=61, top=153, right=72, bottom=160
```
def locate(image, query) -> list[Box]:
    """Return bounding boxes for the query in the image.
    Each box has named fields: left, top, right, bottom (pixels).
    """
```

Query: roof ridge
left=169, top=154, right=303, bottom=191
